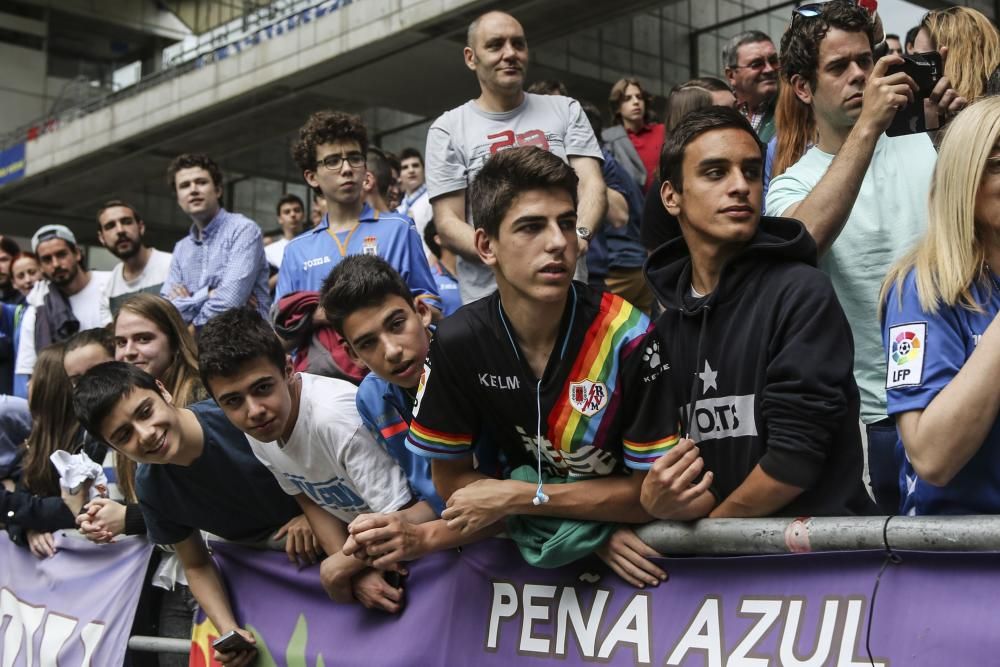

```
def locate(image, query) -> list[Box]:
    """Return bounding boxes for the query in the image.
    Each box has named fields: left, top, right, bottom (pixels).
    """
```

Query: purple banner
left=204, top=537, right=1000, bottom=666
left=0, top=531, right=152, bottom=666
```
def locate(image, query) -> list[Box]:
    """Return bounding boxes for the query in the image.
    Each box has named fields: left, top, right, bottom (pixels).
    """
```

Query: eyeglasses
left=732, top=54, right=780, bottom=71
left=317, top=152, right=366, bottom=171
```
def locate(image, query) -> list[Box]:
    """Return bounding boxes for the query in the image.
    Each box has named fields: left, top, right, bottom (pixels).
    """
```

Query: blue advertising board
left=0, top=143, right=26, bottom=186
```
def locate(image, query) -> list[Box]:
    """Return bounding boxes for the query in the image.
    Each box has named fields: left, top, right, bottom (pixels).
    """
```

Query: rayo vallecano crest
left=569, top=379, right=608, bottom=417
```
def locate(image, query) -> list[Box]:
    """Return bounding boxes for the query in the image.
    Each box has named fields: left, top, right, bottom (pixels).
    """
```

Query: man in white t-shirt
left=16, top=225, right=111, bottom=378
left=764, top=2, right=965, bottom=513
left=395, top=148, right=433, bottom=250
left=95, top=200, right=172, bottom=320
left=265, top=193, right=306, bottom=291
left=199, top=307, right=439, bottom=615
left=426, top=10, right=606, bottom=304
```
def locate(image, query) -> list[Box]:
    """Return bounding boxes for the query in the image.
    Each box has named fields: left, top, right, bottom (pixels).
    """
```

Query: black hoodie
left=642, top=217, right=874, bottom=516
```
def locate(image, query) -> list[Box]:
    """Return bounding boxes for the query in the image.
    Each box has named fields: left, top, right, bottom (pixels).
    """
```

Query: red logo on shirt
left=487, top=130, right=550, bottom=153
left=568, top=379, right=608, bottom=417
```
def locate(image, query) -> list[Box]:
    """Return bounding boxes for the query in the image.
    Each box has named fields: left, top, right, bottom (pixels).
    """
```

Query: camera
left=886, top=51, right=943, bottom=136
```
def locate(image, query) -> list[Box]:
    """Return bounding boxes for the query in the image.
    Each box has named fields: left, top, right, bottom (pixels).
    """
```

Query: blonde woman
left=880, top=97, right=1000, bottom=515
left=914, top=7, right=1000, bottom=102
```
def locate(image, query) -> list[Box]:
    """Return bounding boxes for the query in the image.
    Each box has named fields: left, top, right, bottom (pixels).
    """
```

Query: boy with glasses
left=276, top=111, right=440, bottom=314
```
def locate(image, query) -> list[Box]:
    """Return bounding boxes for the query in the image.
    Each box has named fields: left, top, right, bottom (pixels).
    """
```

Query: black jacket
left=4, top=429, right=109, bottom=546
left=643, top=216, right=874, bottom=516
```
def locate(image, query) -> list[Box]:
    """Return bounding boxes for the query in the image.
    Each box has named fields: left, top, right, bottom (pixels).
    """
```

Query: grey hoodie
left=601, top=125, right=646, bottom=190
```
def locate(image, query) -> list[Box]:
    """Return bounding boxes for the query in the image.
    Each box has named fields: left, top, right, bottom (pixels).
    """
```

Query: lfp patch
left=887, top=322, right=926, bottom=389
left=569, top=379, right=608, bottom=417
left=412, top=362, right=431, bottom=418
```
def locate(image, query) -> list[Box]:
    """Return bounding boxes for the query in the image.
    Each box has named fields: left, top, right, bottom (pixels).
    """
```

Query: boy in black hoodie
left=639, top=107, right=873, bottom=520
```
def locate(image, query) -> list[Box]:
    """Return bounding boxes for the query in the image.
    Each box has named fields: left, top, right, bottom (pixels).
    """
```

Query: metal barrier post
left=127, top=636, right=190, bottom=654
left=636, top=515, right=1000, bottom=555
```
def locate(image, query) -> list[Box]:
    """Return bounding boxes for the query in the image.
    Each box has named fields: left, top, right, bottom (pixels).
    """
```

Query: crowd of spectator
left=2, top=3, right=1000, bottom=665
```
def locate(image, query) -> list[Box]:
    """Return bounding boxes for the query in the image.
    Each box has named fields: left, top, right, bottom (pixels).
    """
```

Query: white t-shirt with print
left=425, top=92, right=603, bottom=303
left=100, top=248, right=173, bottom=321
left=15, top=271, right=112, bottom=375
left=265, top=237, right=290, bottom=270
left=245, top=373, right=413, bottom=523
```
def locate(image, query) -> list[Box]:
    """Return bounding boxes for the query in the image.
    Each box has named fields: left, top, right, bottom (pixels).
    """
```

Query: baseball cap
left=31, top=224, right=77, bottom=253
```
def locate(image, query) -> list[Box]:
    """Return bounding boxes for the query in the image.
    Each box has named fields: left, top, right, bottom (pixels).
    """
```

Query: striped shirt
left=407, top=284, right=676, bottom=475
left=162, top=208, right=270, bottom=326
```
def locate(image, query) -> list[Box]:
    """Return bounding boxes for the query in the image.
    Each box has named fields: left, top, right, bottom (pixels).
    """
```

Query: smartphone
left=384, top=570, right=407, bottom=613
left=886, top=51, right=943, bottom=137
left=212, top=630, right=254, bottom=653
left=384, top=570, right=405, bottom=589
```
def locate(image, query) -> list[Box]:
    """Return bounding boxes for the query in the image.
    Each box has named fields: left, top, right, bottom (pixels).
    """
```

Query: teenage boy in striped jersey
left=405, top=147, right=681, bottom=585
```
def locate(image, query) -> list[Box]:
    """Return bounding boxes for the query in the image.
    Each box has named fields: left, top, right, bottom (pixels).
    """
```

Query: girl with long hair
left=915, top=7, right=1000, bottom=102
left=16, top=343, right=105, bottom=557
left=880, top=97, right=1000, bottom=515
left=605, top=77, right=664, bottom=193
left=113, top=293, right=205, bottom=407
left=769, top=80, right=816, bottom=183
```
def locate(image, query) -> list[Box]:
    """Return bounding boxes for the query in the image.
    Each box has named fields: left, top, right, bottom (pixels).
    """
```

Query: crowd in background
left=3, top=2, right=1000, bottom=665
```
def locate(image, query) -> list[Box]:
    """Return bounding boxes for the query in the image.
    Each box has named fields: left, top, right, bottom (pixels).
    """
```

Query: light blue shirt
left=162, top=208, right=270, bottom=326
left=275, top=203, right=440, bottom=306
left=355, top=373, right=445, bottom=516
left=766, top=133, right=936, bottom=422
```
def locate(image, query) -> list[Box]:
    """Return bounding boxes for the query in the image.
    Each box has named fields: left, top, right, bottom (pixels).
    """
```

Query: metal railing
left=636, top=514, right=1000, bottom=555
left=128, top=636, right=190, bottom=654
left=124, top=514, right=1000, bottom=655
left=0, top=0, right=352, bottom=151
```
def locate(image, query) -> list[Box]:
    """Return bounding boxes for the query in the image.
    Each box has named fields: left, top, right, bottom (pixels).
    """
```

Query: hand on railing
left=344, top=512, right=420, bottom=570
left=596, top=527, right=667, bottom=588
left=26, top=530, right=56, bottom=559
left=76, top=498, right=126, bottom=543
left=351, top=568, right=404, bottom=614
left=274, top=514, right=319, bottom=567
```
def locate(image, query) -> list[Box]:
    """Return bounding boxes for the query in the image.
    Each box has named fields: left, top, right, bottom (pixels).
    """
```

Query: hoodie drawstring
left=683, top=306, right=710, bottom=439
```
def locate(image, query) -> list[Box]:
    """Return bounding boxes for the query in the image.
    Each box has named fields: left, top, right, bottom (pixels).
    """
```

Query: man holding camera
left=766, top=1, right=965, bottom=513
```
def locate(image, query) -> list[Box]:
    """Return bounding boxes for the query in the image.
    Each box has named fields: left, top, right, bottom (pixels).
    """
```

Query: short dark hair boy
left=166, top=153, right=223, bottom=195
left=323, top=255, right=441, bottom=501
left=641, top=106, right=874, bottom=520
left=73, top=361, right=303, bottom=664
left=659, top=106, right=763, bottom=191
left=198, top=307, right=436, bottom=613
left=275, top=193, right=304, bottom=215
left=398, top=147, right=423, bottom=166
left=197, top=307, right=285, bottom=394
left=406, top=146, right=672, bottom=583
left=322, top=255, right=502, bottom=568
left=468, top=145, right=579, bottom=239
